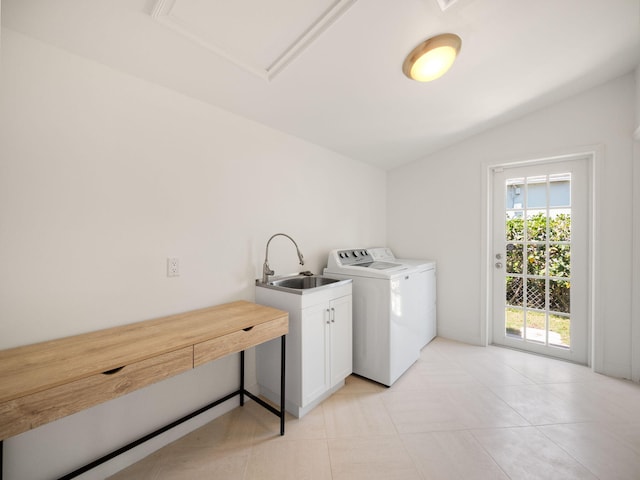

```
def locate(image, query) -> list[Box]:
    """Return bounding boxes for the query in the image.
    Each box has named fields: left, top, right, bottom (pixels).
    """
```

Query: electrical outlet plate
left=167, top=257, right=179, bottom=277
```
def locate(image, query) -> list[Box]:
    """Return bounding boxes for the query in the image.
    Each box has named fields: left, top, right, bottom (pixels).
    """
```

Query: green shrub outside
left=505, top=212, right=571, bottom=314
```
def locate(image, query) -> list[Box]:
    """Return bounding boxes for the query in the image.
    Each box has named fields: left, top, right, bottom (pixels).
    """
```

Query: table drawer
left=194, top=316, right=288, bottom=367
left=0, top=346, right=193, bottom=440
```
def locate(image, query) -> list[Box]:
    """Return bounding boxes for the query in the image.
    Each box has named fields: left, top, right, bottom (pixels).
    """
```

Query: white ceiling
left=3, top=0, right=640, bottom=170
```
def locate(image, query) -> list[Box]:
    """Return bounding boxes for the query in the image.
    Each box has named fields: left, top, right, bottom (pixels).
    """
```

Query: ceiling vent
left=435, top=0, right=458, bottom=11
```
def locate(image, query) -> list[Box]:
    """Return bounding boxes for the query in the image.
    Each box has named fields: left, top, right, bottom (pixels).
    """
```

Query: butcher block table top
left=0, top=300, right=288, bottom=405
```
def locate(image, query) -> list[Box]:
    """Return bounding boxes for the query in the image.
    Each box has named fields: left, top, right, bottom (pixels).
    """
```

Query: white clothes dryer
left=368, top=248, right=437, bottom=348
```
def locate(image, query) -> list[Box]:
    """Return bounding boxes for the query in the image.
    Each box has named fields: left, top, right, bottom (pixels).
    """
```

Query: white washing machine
left=324, top=248, right=436, bottom=386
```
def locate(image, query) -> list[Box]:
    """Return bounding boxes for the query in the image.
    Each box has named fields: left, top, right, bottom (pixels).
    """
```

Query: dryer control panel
left=367, top=247, right=395, bottom=261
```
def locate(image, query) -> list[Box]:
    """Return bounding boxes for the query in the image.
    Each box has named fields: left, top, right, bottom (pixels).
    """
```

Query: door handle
left=495, top=262, right=503, bottom=269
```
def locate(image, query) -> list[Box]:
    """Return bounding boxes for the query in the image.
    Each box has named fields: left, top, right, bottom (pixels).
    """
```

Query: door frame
left=633, top=135, right=640, bottom=382
left=480, top=146, right=602, bottom=368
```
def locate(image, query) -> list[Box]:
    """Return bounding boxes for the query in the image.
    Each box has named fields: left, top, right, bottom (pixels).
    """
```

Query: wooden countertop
left=0, top=300, right=288, bottom=404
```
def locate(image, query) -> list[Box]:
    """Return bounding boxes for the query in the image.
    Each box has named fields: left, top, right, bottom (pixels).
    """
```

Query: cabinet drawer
left=194, top=316, right=288, bottom=367
left=0, top=347, right=193, bottom=440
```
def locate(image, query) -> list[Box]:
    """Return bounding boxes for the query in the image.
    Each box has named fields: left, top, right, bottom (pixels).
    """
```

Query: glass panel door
left=492, top=159, right=589, bottom=363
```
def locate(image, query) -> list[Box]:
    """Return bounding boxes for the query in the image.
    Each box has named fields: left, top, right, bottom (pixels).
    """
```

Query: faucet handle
left=262, top=262, right=274, bottom=283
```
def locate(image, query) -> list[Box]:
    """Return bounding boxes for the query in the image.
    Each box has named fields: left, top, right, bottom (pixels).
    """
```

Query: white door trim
left=480, top=146, right=602, bottom=368
left=632, top=140, right=640, bottom=382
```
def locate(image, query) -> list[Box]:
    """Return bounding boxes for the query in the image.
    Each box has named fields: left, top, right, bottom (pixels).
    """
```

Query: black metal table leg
left=280, top=334, right=286, bottom=435
left=240, top=350, right=245, bottom=406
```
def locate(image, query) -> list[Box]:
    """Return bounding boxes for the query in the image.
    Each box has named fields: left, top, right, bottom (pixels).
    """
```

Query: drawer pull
left=102, top=366, right=125, bottom=375
left=242, top=326, right=255, bottom=332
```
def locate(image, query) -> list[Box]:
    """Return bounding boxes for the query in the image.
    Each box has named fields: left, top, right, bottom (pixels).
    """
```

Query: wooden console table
left=0, top=300, right=288, bottom=480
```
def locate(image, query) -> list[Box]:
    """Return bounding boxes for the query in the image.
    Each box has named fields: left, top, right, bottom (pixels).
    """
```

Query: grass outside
left=506, top=308, right=570, bottom=347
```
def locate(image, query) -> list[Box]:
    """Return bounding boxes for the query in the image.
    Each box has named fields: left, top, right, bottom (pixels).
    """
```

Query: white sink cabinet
left=256, top=280, right=352, bottom=418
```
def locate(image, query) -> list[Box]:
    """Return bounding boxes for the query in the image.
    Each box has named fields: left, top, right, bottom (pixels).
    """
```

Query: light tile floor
left=109, top=338, right=640, bottom=479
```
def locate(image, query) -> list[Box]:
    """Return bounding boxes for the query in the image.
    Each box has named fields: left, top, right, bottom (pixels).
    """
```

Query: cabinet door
left=301, top=303, right=329, bottom=406
left=329, top=295, right=352, bottom=387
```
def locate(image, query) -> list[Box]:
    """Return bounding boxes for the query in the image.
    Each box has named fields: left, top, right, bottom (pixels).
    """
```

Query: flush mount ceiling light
left=402, top=33, right=462, bottom=82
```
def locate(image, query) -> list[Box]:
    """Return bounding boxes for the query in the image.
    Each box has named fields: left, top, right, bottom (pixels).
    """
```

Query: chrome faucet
left=262, top=233, right=305, bottom=283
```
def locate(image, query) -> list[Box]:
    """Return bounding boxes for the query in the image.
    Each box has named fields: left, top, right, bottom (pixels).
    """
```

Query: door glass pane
left=549, top=173, right=571, bottom=207
left=549, top=313, right=570, bottom=348
left=526, top=211, right=548, bottom=241
left=506, top=178, right=525, bottom=209
left=526, top=278, right=545, bottom=310
left=506, top=212, right=524, bottom=241
left=506, top=308, right=524, bottom=339
left=524, top=310, right=546, bottom=344
left=549, top=212, right=571, bottom=241
left=506, top=243, right=523, bottom=274
left=526, top=176, right=547, bottom=208
left=549, top=245, right=570, bottom=277
left=526, top=244, right=546, bottom=275
left=549, top=279, right=570, bottom=313
left=506, top=276, right=523, bottom=306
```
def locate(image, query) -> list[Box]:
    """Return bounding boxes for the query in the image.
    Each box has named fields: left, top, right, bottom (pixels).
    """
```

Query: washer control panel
left=336, top=249, right=372, bottom=266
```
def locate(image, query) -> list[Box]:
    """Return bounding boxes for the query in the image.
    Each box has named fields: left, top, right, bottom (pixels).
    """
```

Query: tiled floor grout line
left=534, top=423, right=603, bottom=480
left=110, top=338, right=640, bottom=479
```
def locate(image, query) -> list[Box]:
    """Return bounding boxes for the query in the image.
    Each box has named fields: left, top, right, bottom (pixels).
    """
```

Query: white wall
left=388, top=73, right=637, bottom=379
left=0, top=29, right=386, bottom=479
